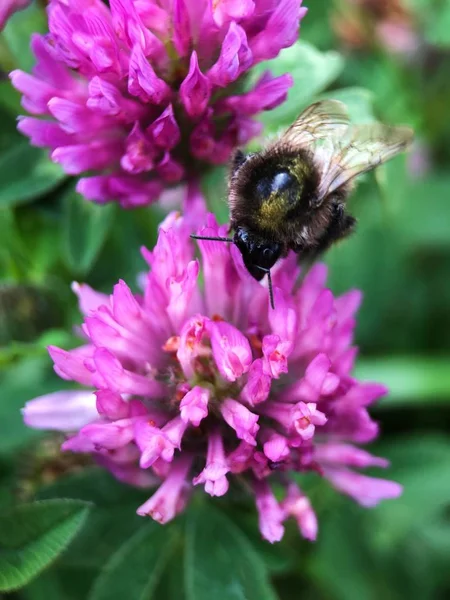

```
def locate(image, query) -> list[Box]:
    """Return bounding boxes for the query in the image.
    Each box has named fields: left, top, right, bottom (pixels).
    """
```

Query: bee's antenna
left=267, top=270, right=275, bottom=310
left=190, top=234, right=233, bottom=243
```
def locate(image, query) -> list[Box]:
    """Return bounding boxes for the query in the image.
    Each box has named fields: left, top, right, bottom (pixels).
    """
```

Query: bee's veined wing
left=281, top=100, right=351, bottom=148
left=316, top=123, right=414, bottom=202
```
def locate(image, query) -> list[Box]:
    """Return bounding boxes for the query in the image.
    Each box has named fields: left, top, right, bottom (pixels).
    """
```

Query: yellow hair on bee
left=256, top=193, right=289, bottom=230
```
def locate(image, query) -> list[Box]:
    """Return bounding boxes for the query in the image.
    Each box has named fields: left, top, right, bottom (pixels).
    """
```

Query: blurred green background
left=1, top=0, right=450, bottom=599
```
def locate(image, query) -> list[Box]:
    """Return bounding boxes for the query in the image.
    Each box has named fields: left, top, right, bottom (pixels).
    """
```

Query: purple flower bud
left=221, top=398, right=260, bottom=445
left=93, top=348, right=166, bottom=396
left=240, top=359, right=271, bottom=406
left=254, top=480, right=285, bottom=543
left=262, top=334, right=293, bottom=379
left=251, top=0, right=307, bottom=61
left=209, top=321, right=252, bottom=382
left=17, top=117, right=73, bottom=149
left=80, top=419, right=135, bottom=450
left=48, top=345, right=94, bottom=387
left=314, top=443, right=390, bottom=469
left=207, top=22, right=252, bottom=87
left=193, top=430, right=230, bottom=496
left=262, top=430, right=290, bottom=462
left=128, top=43, right=171, bottom=103
left=281, top=483, right=318, bottom=541
left=323, top=468, right=403, bottom=508
left=292, top=402, right=327, bottom=441
left=146, top=105, right=180, bottom=150
left=22, top=391, right=97, bottom=431
left=223, top=72, right=293, bottom=115
left=227, top=441, right=254, bottom=474
left=121, top=123, right=156, bottom=174
left=279, top=353, right=334, bottom=403
left=137, top=456, right=193, bottom=523
left=180, top=386, right=210, bottom=427
left=52, top=141, right=122, bottom=175
left=213, top=0, right=255, bottom=27
left=156, top=152, right=185, bottom=183
left=177, top=315, right=209, bottom=378
left=180, top=52, right=211, bottom=118
left=71, top=282, right=108, bottom=316
left=134, top=417, right=188, bottom=468
left=95, top=390, right=130, bottom=420
left=172, top=0, right=191, bottom=57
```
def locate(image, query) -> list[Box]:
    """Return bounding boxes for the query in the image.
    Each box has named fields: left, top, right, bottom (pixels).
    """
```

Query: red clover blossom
left=23, top=186, right=402, bottom=543
left=10, top=0, right=307, bottom=207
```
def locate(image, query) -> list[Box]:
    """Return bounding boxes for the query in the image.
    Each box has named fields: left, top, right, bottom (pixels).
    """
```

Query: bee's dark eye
left=263, top=248, right=273, bottom=258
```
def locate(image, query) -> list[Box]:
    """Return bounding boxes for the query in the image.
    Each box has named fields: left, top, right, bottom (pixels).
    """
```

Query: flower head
left=11, top=0, right=307, bottom=207
left=22, top=187, right=401, bottom=543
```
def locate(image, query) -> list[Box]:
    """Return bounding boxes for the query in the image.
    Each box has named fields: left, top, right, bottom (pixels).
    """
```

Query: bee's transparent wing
left=316, top=124, right=414, bottom=202
left=282, top=100, right=350, bottom=148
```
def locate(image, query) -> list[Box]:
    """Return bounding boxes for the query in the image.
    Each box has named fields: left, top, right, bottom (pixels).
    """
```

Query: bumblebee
left=192, top=100, right=413, bottom=307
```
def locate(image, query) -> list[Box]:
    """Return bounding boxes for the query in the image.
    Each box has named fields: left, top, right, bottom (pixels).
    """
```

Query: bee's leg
left=319, top=203, right=356, bottom=253
left=300, top=203, right=356, bottom=263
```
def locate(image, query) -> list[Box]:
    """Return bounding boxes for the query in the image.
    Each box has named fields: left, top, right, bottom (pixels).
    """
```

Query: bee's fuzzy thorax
left=228, top=144, right=320, bottom=239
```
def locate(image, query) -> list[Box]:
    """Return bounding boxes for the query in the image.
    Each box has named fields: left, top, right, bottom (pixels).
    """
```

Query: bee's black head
left=190, top=225, right=281, bottom=308
left=233, top=227, right=281, bottom=281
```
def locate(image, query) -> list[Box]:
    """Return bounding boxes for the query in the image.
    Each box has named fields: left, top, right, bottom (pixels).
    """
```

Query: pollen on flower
left=162, top=336, right=180, bottom=353
left=22, top=196, right=401, bottom=544
left=297, top=416, right=310, bottom=429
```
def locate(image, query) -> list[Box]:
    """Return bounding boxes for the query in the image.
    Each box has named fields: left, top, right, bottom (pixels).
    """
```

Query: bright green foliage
left=185, top=505, right=278, bottom=600
left=0, top=500, right=91, bottom=591
left=0, top=142, right=65, bottom=208
left=88, top=524, right=178, bottom=600
left=62, top=188, right=117, bottom=276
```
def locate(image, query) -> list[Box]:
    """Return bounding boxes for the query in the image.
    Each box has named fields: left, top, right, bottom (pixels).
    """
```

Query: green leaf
left=298, top=0, right=336, bottom=49
left=0, top=284, right=63, bottom=345
left=251, top=41, right=344, bottom=133
left=425, top=8, right=450, bottom=47
left=201, top=166, right=229, bottom=223
left=88, top=523, right=178, bottom=600
left=185, top=504, right=278, bottom=600
left=0, top=142, right=66, bottom=208
left=370, top=436, right=450, bottom=548
left=23, top=566, right=98, bottom=600
left=0, top=499, right=91, bottom=592
left=396, top=174, right=450, bottom=248
left=37, top=469, right=149, bottom=569
left=62, top=188, right=116, bottom=275
left=308, top=502, right=382, bottom=600
left=410, top=0, right=450, bottom=48
left=153, top=543, right=187, bottom=600
left=354, top=356, right=450, bottom=405
left=223, top=509, right=296, bottom=575
left=2, top=3, right=48, bottom=71
left=321, top=87, right=376, bottom=123
left=0, top=82, right=22, bottom=116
